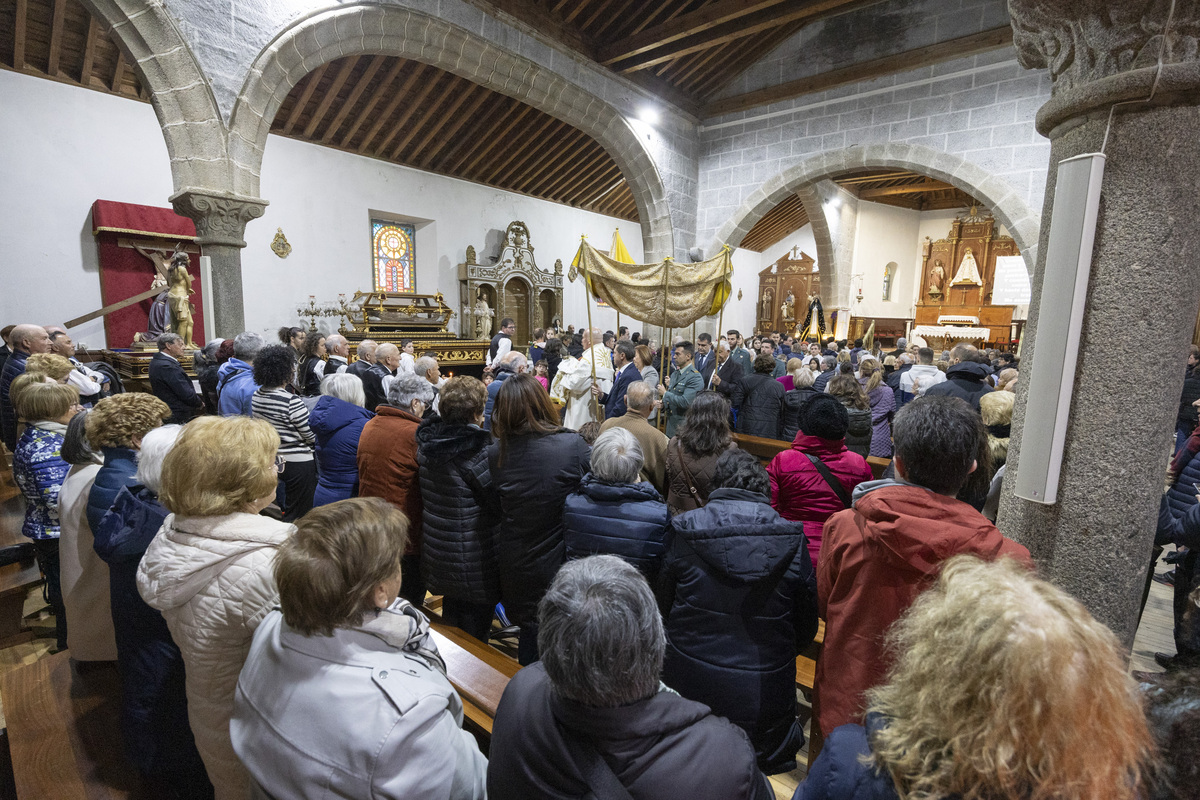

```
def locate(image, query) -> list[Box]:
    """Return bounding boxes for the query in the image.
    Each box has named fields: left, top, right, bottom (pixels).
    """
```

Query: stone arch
left=78, top=0, right=233, bottom=197
left=228, top=3, right=675, bottom=260
left=710, top=143, right=1041, bottom=276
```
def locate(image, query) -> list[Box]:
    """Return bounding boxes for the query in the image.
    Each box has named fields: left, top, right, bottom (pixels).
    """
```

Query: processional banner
left=569, top=239, right=731, bottom=329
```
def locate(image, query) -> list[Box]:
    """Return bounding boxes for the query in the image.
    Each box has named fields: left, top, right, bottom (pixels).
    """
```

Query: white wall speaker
left=1013, top=152, right=1106, bottom=504
left=200, top=255, right=215, bottom=344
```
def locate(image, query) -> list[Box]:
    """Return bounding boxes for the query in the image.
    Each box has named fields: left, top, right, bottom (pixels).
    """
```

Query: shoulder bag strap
left=672, top=438, right=706, bottom=506
left=804, top=452, right=852, bottom=509
left=564, top=736, right=635, bottom=800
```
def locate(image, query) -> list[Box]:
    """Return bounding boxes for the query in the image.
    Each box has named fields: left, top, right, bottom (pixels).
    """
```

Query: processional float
left=569, top=230, right=732, bottom=422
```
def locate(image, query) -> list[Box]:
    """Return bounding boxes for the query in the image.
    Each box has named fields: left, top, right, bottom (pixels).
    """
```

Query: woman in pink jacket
left=767, top=394, right=872, bottom=564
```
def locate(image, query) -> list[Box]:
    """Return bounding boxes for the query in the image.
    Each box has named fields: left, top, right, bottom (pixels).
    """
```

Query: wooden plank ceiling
left=0, top=0, right=146, bottom=101
left=481, top=0, right=882, bottom=113
left=739, top=170, right=977, bottom=253
left=271, top=54, right=640, bottom=221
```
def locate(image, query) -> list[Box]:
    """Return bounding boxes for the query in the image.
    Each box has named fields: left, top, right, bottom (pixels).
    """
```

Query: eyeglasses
left=275, top=455, right=286, bottom=474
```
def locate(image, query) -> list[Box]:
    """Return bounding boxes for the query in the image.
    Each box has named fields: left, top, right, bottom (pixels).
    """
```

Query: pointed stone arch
left=227, top=3, right=675, bottom=260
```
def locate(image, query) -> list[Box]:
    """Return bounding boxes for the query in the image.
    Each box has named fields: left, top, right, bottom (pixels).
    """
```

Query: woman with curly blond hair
left=85, top=393, right=170, bottom=534
left=795, top=555, right=1153, bottom=800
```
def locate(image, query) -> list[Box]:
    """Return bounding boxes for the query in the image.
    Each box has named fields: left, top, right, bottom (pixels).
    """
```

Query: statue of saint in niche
left=929, top=261, right=946, bottom=298
left=781, top=289, right=796, bottom=320
left=474, top=289, right=494, bottom=339
left=761, top=289, right=773, bottom=321
left=951, top=247, right=983, bottom=286
left=882, top=263, right=893, bottom=302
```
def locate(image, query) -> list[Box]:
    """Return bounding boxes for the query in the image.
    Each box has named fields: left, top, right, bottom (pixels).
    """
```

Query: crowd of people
left=0, top=318, right=1193, bottom=800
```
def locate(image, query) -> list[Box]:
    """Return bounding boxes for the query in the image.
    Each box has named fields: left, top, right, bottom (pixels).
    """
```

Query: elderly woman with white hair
left=357, top=373, right=436, bottom=606
left=562, top=427, right=670, bottom=580
left=309, top=373, right=373, bottom=507
left=95, top=423, right=211, bottom=794
left=488, top=555, right=773, bottom=800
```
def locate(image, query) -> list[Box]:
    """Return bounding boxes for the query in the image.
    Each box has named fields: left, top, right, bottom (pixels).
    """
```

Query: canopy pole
left=658, top=259, right=671, bottom=433
left=716, top=256, right=729, bottom=364
left=585, top=275, right=600, bottom=423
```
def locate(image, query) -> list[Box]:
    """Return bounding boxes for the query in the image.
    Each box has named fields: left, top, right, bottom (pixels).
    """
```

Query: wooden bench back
left=733, top=433, right=891, bottom=479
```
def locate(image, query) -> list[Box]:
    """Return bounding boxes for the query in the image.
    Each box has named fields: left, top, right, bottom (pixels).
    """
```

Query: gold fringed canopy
left=569, top=239, right=732, bottom=329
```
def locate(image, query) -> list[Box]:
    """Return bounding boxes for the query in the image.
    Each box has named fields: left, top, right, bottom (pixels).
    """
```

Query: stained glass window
left=372, top=220, right=415, bottom=293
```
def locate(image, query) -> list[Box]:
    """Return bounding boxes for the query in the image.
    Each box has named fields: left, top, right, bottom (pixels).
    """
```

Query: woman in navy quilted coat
left=85, top=393, right=170, bottom=533
left=93, top=425, right=212, bottom=797
left=562, top=426, right=670, bottom=581
left=11, top=381, right=80, bottom=650
left=660, top=448, right=818, bottom=775
left=415, top=376, right=500, bottom=643
left=309, top=374, right=373, bottom=506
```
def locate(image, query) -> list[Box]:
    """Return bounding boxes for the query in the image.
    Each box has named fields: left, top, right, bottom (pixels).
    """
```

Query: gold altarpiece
left=757, top=248, right=820, bottom=336
left=915, top=211, right=1020, bottom=346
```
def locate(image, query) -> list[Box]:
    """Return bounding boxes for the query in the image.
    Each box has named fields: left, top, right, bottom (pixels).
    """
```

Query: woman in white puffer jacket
left=137, top=416, right=295, bottom=800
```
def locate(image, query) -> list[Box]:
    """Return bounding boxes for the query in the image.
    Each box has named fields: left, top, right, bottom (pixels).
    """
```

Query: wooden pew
left=0, top=497, right=41, bottom=649
left=0, top=652, right=138, bottom=799
left=733, top=433, right=892, bottom=479
left=429, top=621, right=520, bottom=738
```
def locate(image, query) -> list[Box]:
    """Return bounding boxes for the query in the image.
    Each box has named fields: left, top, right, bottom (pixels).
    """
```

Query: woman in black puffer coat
left=660, top=449, right=818, bottom=776
left=827, top=368, right=872, bottom=458
left=732, top=353, right=785, bottom=440
left=780, top=366, right=819, bottom=442
left=488, top=374, right=590, bottom=665
left=415, top=376, right=501, bottom=643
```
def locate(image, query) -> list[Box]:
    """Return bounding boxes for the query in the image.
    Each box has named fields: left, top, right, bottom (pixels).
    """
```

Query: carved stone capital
left=170, top=190, right=268, bottom=248
left=1010, top=0, right=1200, bottom=134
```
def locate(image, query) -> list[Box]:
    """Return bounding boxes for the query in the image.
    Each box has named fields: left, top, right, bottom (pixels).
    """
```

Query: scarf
left=356, top=598, right=447, bottom=677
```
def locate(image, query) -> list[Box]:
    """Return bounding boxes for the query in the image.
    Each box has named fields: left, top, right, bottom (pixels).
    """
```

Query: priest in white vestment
left=558, top=328, right=613, bottom=430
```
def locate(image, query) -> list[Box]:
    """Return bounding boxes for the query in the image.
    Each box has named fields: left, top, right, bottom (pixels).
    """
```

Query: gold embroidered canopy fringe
left=569, top=239, right=732, bottom=329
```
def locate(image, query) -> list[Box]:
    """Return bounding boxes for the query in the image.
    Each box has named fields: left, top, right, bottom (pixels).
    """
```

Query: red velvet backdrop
left=91, top=200, right=203, bottom=348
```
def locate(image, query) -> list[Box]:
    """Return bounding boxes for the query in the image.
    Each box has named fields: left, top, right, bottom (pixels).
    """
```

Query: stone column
left=1000, top=0, right=1200, bottom=646
left=171, top=191, right=268, bottom=338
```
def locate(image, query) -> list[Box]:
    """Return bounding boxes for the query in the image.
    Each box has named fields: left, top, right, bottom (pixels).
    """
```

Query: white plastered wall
left=0, top=69, right=644, bottom=348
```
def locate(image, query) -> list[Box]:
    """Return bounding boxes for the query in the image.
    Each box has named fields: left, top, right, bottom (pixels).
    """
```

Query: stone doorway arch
left=708, top=143, right=1042, bottom=287
left=227, top=3, right=675, bottom=260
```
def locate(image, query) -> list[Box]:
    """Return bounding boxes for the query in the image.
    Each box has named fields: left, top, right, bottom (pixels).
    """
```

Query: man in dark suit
left=708, top=341, right=743, bottom=401
left=596, top=341, right=639, bottom=419
left=149, top=333, right=203, bottom=424
left=346, top=339, right=377, bottom=381
left=363, top=343, right=399, bottom=412
left=693, top=333, right=716, bottom=385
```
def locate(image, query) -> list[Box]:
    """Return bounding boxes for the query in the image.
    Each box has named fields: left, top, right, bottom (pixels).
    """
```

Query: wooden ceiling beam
left=704, top=25, right=1014, bottom=117
left=588, top=0, right=643, bottom=40
left=835, top=171, right=916, bottom=186
left=431, top=98, right=513, bottom=172
left=281, top=62, right=327, bottom=135
left=453, top=103, right=533, bottom=174
left=407, top=83, right=486, bottom=166
left=302, top=56, right=359, bottom=139
left=543, top=143, right=613, bottom=201
left=110, top=48, right=125, bottom=92
left=563, top=162, right=623, bottom=206
left=486, top=116, right=565, bottom=185
left=321, top=55, right=383, bottom=144
left=13, top=0, right=27, bottom=69
left=475, top=0, right=597, bottom=60
left=79, top=16, right=99, bottom=84
left=597, top=0, right=790, bottom=66
left=602, top=0, right=882, bottom=72
left=46, top=0, right=67, bottom=76
left=511, top=128, right=588, bottom=192
left=357, top=63, right=427, bottom=154
left=416, top=87, right=493, bottom=170
left=385, top=74, right=457, bottom=161
left=339, top=58, right=405, bottom=148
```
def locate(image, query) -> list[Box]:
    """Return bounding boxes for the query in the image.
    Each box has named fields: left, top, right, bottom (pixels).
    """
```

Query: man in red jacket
left=815, top=395, right=1032, bottom=736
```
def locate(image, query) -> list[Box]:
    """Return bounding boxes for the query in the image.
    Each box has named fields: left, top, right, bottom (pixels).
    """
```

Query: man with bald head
left=559, top=327, right=614, bottom=431
left=598, top=380, right=667, bottom=494
left=1, top=323, right=52, bottom=449
left=323, top=334, right=351, bottom=376
left=363, top=343, right=399, bottom=412
left=346, top=339, right=378, bottom=381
